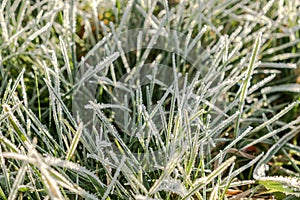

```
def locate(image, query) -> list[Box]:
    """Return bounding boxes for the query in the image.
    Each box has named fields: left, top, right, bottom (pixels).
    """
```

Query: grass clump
left=0, top=0, right=300, bottom=199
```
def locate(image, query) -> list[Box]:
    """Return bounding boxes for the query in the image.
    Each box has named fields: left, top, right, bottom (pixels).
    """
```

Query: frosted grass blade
left=234, top=33, right=262, bottom=138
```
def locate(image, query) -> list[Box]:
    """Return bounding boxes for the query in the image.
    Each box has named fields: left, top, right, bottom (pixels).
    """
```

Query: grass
left=0, top=0, right=300, bottom=199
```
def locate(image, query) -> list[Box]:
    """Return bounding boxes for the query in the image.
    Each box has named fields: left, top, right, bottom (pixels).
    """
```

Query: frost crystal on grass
left=258, top=176, right=300, bottom=197
left=1, top=0, right=300, bottom=199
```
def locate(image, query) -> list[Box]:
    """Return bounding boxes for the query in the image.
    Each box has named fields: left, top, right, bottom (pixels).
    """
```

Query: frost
left=151, top=178, right=188, bottom=197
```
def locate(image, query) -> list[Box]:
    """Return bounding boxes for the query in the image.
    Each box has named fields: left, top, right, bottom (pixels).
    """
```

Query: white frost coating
left=262, top=84, right=300, bottom=94
left=151, top=178, right=188, bottom=197
left=253, top=164, right=269, bottom=179
left=248, top=74, right=276, bottom=94
left=258, top=176, right=300, bottom=196
left=28, top=22, right=52, bottom=41
left=258, top=62, right=297, bottom=69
